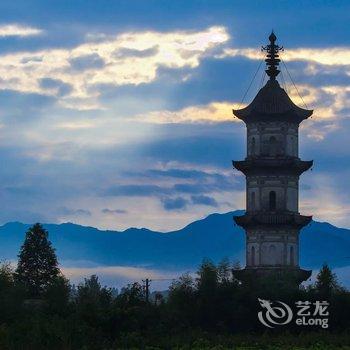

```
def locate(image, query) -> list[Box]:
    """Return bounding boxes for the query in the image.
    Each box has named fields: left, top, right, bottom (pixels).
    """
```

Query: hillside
left=1, top=211, right=349, bottom=271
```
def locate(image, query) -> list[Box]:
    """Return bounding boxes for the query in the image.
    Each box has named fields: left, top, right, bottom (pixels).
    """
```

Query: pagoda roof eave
left=232, top=158, right=313, bottom=175
left=232, top=108, right=313, bottom=123
left=232, top=79, right=313, bottom=123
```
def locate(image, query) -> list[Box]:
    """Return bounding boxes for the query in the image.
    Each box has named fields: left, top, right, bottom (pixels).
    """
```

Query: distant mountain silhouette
left=1, top=211, right=349, bottom=270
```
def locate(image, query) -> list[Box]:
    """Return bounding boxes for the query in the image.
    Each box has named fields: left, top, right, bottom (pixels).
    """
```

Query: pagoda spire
left=262, top=31, right=284, bottom=81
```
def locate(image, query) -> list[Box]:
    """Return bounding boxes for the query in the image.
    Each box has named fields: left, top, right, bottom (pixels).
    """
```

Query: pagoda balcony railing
left=232, top=158, right=313, bottom=175
left=234, top=212, right=312, bottom=228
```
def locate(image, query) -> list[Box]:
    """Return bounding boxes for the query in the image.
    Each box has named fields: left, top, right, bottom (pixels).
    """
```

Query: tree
left=77, top=274, right=112, bottom=308
left=196, top=259, right=218, bottom=328
left=15, top=223, right=60, bottom=297
left=45, top=275, right=71, bottom=315
left=196, top=258, right=218, bottom=293
left=118, top=282, right=145, bottom=307
left=167, top=273, right=196, bottom=328
left=0, top=261, right=24, bottom=322
left=315, top=263, right=341, bottom=297
left=76, top=274, right=112, bottom=322
left=217, top=258, right=231, bottom=285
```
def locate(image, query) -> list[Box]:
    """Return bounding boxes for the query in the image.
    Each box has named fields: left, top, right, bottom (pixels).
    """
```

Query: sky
left=0, top=0, right=350, bottom=233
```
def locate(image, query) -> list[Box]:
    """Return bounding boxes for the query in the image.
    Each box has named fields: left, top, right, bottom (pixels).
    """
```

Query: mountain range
left=1, top=210, right=350, bottom=273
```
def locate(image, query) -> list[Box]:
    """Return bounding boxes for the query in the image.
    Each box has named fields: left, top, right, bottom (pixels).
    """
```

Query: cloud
left=0, top=26, right=229, bottom=109
left=161, top=194, right=219, bottom=211
left=58, top=207, right=92, bottom=217
left=127, top=80, right=346, bottom=140
left=105, top=184, right=171, bottom=197
left=191, top=195, right=218, bottom=207
left=104, top=174, right=239, bottom=198
left=62, top=264, right=181, bottom=288
left=284, top=84, right=350, bottom=140
left=69, top=53, right=105, bottom=71
left=161, top=197, right=188, bottom=211
left=147, top=168, right=210, bottom=179
left=210, top=46, right=350, bottom=141
left=135, top=101, right=237, bottom=123
left=0, top=24, right=43, bottom=37
left=145, top=167, right=235, bottom=183
left=102, top=208, right=128, bottom=214
left=39, top=78, right=73, bottom=96
left=218, top=47, right=350, bottom=67
left=113, top=45, right=159, bottom=58
left=300, top=172, right=350, bottom=226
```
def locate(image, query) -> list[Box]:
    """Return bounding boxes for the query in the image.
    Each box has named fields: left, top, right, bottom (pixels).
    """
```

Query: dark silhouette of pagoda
left=233, top=32, right=312, bottom=284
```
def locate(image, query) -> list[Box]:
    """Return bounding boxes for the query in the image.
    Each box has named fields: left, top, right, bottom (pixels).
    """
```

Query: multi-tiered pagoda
left=233, top=32, right=312, bottom=284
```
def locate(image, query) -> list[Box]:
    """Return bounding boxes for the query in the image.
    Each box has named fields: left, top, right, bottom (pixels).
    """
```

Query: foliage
left=315, top=263, right=343, bottom=297
left=15, top=223, right=60, bottom=297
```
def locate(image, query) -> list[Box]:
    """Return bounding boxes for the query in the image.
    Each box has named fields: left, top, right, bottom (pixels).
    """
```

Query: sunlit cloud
left=56, top=121, right=96, bottom=130
left=0, top=26, right=229, bottom=110
left=290, top=84, right=350, bottom=140
left=218, top=47, right=350, bottom=66
left=131, top=83, right=349, bottom=143
left=0, top=23, right=43, bottom=37
left=136, top=101, right=238, bottom=123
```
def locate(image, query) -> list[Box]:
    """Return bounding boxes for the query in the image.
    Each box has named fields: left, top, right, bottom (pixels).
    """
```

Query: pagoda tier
left=233, top=267, right=312, bottom=285
left=234, top=212, right=312, bottom=230
left=232, top=158, right=313, bottom=176
left=232, top=79, right=313, bottom=124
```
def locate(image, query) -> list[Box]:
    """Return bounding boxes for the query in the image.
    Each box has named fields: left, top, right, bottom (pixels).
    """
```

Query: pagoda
left=232, top=32, right=312, bottom=284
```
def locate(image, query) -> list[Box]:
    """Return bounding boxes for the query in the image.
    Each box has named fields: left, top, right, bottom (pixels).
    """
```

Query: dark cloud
left=161, top=195, right=220, bottom=211
left=146, top=168, right=214, bottom=180
left=94, top=54, right=350, bottom=117
left=139, top=123, right=245, bottom=168
left=161, top=197, right=188, bottom=211
left=173, top=183, right=207, bottom=194
left=103, top=172, right=241, bottom=199
left=279, top=61, right=350, bottom=88
left=113, top=45, right=159, bottom=58
left=104, top=185, right=171, bottom=197
left=20, top=56, right=43, bottom=64
left=191, top=195, right=218, bottom=207
left=69, top=53, right=105, bottom=71
left=95, top=57, right=254, bottom=112
left=0, top=89, right=55, bottom=123
left=40, top=78, right=73, bottom=96
left=58, top=207, right=91, bottom=217
left=102, top=208, right=128, bottom=214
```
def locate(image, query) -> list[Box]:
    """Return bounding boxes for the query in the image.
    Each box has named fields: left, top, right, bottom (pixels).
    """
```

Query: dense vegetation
left=0, top=223, right=349, bottom=349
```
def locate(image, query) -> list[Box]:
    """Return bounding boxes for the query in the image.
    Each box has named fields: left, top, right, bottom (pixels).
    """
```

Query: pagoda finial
left=262, top=31, right=284, bottom=80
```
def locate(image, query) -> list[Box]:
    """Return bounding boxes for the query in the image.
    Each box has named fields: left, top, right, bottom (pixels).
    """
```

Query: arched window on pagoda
left=269, top=136, right=278, bottom=156
left=290, top=136, right=295, bottom=156
left=269, top=191, right=276, bottom=211
left=251, top=192, right=256, bottom=211
left=290, top=246, right=294, bottom=266
left=268, top=244, right=276, bottom=265
left=251, top=137, right=256, bottom=156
